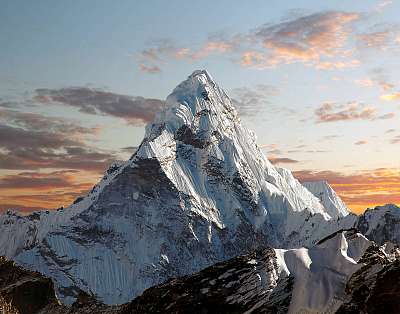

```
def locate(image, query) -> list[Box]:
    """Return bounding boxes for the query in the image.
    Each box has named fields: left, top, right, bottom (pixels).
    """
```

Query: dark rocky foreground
left=336, top=245, right=400, bottom=314
left=1, top=243, right=400, bottom=314
left=0, top=249, right=290, bottom=314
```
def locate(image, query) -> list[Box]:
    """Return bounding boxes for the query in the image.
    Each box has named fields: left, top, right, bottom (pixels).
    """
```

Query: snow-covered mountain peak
left=356, top=203, right=400, bottom=245
left=0, top=70, right=358, bottom=304
left=303, top=180, right=350, bottom=218
left=143, top=69, right=238, bottom=144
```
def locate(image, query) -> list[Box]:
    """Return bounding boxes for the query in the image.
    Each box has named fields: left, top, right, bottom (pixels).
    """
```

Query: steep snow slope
left=303, top=180, right=350, bottom=218
left=0, top=70, right=350, bottom=304
left=275, top=230, right=371, bottom=313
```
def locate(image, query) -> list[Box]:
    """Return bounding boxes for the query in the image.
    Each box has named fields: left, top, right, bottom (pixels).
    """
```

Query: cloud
left=190, top=40, right=237, bottom=60
left=353, top=78, right=374, bottom=87
left=269, top=157, right=299, bottom=164
left=321, top=135, right=341, bottom=141
left=294, top=168, right=400, bottom=213
left=0, top=170, right=79, bottom=189
left=138, top=10, right=363, bottom=72
left=357, top=29, right=393, bottom=49
left=139, top=39, right=177, bottom=62
left=120, top=146, right=138, bottom=153
left=364, top=67, right=396, bottom=92
left=35, top=87, right=165, bottom=125
left=355, top=140, right=368, bottom=145
left=376, top=0, right=393, bottom=12
left=376, top=112, right=396, bottom=120
left=0, top=203, right=44, bottom=214
left=390, top=135, right=400, bottom=144
left=380, top=92, right=400, bottom=101
left=230, top=84, right=279, bottom=117
left=0, top=109, right=98, bottom=138
left=0, top=170, right=97, bottom=213
left=0, top=109, right=117, bottom=171
left=315, top=102, right=376, bottom=123
left=139, top=64, right=161, bottom=74
left=354, top=76, right=394, bottom=91
left=315, top=60, right=360, bottom=70
left=137, top=35, right=241, bottom=72
left=248, top=11, right=360, bottom=69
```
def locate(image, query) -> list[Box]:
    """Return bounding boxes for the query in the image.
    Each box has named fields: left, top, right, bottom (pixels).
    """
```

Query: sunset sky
left=1, top=0, right=399, bottom=214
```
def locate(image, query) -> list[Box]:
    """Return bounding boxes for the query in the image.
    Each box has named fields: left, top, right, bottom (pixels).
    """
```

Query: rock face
left=127, top=248, right=292, bottom=314
left=355, top=204, right=400, bottom=245
left=0, top=70, right=387, bottom=306
left=129, top=230, right=378, bottom=314
left=336, top=244, right=400, bottom=313
left=2, top=230, right=399, bottom=314
left=0, top=256, right=57, bottom=314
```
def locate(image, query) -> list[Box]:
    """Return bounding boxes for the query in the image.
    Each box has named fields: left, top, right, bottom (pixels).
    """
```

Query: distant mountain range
left=0, top=70, right=399, bottom=313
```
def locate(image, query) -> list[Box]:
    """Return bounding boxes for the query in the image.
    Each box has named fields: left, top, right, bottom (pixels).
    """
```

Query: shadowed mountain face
left=1, top=231, right=399, bottom=314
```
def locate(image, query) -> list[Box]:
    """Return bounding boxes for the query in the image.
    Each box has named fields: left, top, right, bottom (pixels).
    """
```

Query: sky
left=0, top=0, right=399, bottom=214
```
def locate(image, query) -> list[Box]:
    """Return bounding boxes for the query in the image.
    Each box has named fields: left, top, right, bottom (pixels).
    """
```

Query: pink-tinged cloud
left=355, top=140, right=368, bottom=145
left=315, top=102, right=376, bottom=123
left=268, top=157, right=299, bottom=164
left=357, top=30, right=393, bottom=49
left=250, top=11, right=360, bottom=69
left=138, top=10, right=363, bottom=71
left=316, top=60, right=360, bottom=70
left=354, top=78, right=374, bottom=87
left=391, top=135, right=400, bottom=144
left=139, top=64, right=161, bottom=74
left=191, top=41, right=234, bottom=60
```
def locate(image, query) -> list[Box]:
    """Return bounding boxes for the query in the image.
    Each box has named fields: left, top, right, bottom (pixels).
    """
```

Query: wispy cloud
left=376, top=112, right=396, bottom=120
left=380, top=91, right=400, bottom=101
left=390, top=135, right=400, bottom=144
left=0, top=109, right=117, bottom=171
left=357, top=29, right=394, bottom=49
left=315, top=102, right=376, bottom=123
left=269, top=157, right=299, bottom=164
left=0, top=170, right=97, bottom=213
left=230, top=84, right=279, bottom=117
left=35, top=87, right=165, bottom=125
left=137, top=10, right=365, bottom=72
left=376, top=0, right=393, bottom=12
left=354, top=140, right=368, bottom=145
left=250, top=11, right=360, bottom=69
left=139, top=64, right=161, bottom=74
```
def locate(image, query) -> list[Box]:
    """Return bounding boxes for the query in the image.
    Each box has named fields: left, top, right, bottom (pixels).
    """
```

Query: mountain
left=303, top=180, right=350, bottom=218
left=1, top=230, right=399, bottom=314
left=130, top=230, right=400, bottom=314
left=355, top=204, right=400, bottom=245
left=0, top=70, right=367, bottom=304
